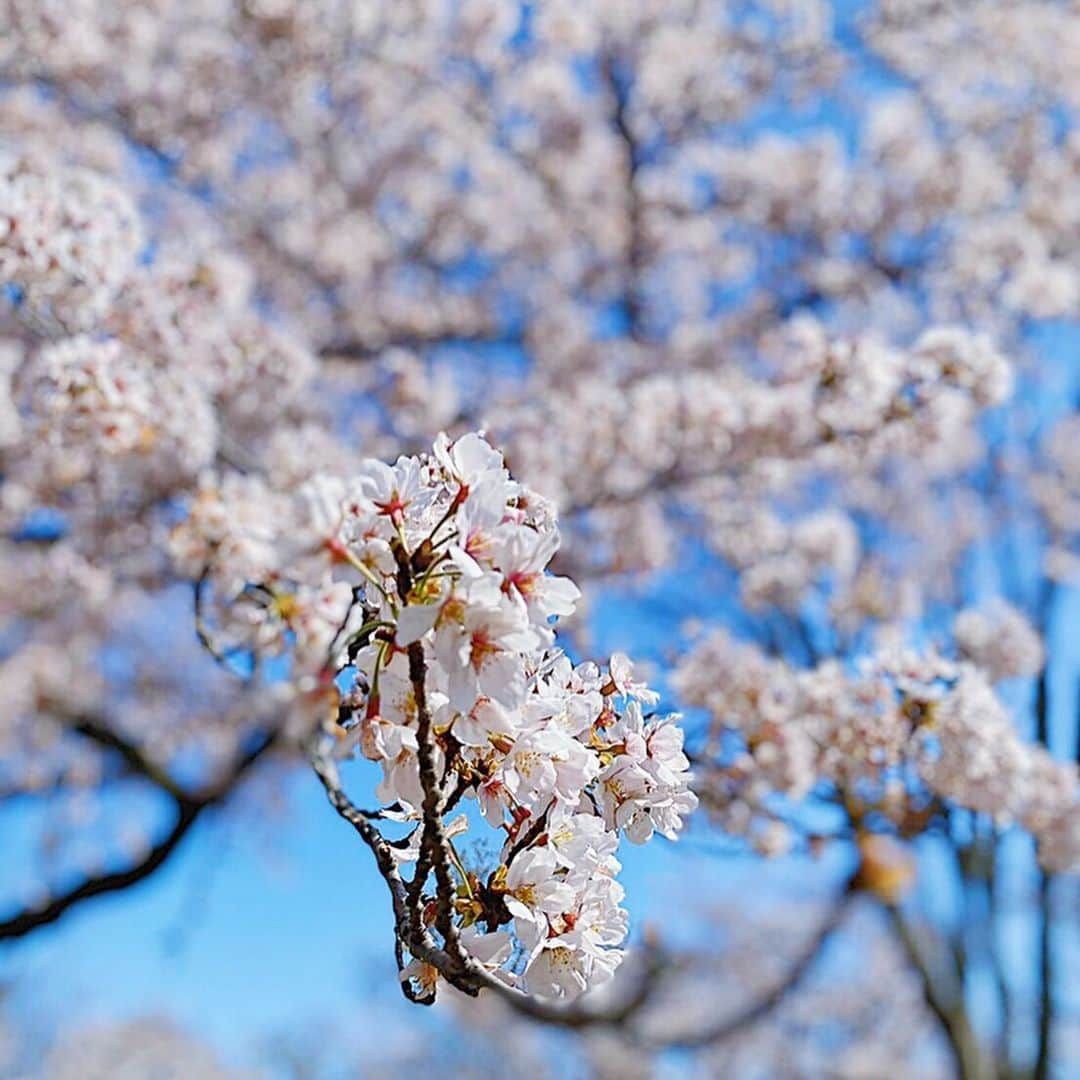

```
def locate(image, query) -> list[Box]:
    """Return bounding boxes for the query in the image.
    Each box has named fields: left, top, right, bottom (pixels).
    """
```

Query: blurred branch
left=193, top=572, right=257, bottom=677
left=563, top=460, right=715, bottom=518
left=656, top=873, right=858, bottom=1050
left=318, top=330, right=521, bottom=361
left=69, top=716, right=189, bottom=802
left=0, top=727, right=278, bottom=942
left=1034, top=873, right=1054, bottom=1080
left=601, top=53, right=645, bottom=342
left=1033, top=665, right=1053, bottom=1080
left=885, top=901, right=994, bottom=1080
left=492, top=871, right=857, bottom=1041
left=988, top=832, right=1017, bottom=1072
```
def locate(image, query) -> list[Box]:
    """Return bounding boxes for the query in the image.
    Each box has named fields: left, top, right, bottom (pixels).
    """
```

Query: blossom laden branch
left=245, top=433, right=699, bottom=1004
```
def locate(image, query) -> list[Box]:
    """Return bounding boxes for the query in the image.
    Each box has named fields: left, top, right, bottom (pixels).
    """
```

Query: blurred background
left=1, top=1, right=1079, bottom=1077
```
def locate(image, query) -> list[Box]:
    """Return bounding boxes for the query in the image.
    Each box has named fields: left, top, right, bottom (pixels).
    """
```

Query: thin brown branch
left=311, top=703, right=675, bottom=1022
left=408, top=640, right=468, bottom=966
left=308, top=744, right=451, bottom=1005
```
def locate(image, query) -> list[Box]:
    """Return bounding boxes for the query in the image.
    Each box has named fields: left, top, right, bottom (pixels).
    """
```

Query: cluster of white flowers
left=515, top=321, right=1007, bottom=500
left=0, top=146, right=330, bottom=567
left=173, top=433, right=696, bottom=999
left=708, top=508, right=860, bottom=614
left=492, top=320, right=1010, bottom=593
left=21, top=335, right=217, bottom=493
left=0, top=640, right=105, bottom=806
left=0, top=153, right=142, bottom=330
left=0, top=141, right=344, bottom=884
left=952, top=602, right=1045, bottom=682
left=108, top=247, right=317, bottom=440
left=675, top=630, right=1077, bottom=870
left=920, top=669, right=1079, bottom=871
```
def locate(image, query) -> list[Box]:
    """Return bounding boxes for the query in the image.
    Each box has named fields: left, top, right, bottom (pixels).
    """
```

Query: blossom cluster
left=493, top=320, right=1011, bottom=592
left=675, top=630, right=1077, bottom=871
left=502, top=322, right=1010, bottom=512
left=952, top=602, right=1045, bottom=683
left=172, top=433, right=697, bottom=999
left=0, top=142, right=337, bottom=853
left=21, top=335, right=217, bottom=494
left=0, top=151, right=142, bottom=331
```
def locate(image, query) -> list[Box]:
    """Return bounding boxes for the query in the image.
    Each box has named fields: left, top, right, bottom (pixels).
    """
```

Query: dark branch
left=885, top=901, right=992, bottom=1080
left=318, top=330, right=522, bottom=361
left=656, top=875, right=857, bottom=1050
left=70, top=716, right=188, bottom=801
left=1034, top=665, right=1054, bottom=1080
left=601, top=54, right=646, bottom=342
left=0, top=801, right=202, bottom=941
left=0, top=728, right=278, bottom=942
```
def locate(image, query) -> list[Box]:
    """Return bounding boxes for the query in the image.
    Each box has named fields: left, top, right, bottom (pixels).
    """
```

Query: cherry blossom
left=174, top=431, right=696, bottom=1001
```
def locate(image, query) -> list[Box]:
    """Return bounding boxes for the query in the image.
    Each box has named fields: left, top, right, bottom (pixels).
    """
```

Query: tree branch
left=406, top=642, right=467, bottom=966
left=0, top=728, right=278, bottom=942
left=885, top=901, right=993, bottom=1080
left=319, top=330, right=522, bottom=361
left=308, top=743, right=454, bottom=1005
left=655, top=874, right=857, bottom=1050
left=601, top=53, right=646, bottom=342
left=69, top=716, right=189, bottom=802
